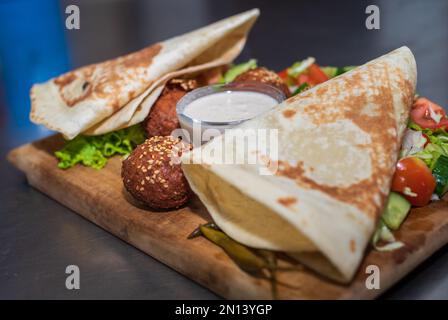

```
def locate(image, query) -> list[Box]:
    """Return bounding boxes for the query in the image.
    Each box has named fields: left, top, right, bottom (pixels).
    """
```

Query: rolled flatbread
left=181, top=47, right=417, bottom=282
left=30, top=9, right=260, bottom=139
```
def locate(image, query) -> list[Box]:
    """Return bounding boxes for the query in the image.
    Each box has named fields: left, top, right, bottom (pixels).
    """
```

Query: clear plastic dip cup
left=176, top=81, right=285, bottom=146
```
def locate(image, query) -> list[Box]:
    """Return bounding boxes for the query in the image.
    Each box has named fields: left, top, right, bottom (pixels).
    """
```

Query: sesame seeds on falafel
left=121, top=136, right=191, bottom=210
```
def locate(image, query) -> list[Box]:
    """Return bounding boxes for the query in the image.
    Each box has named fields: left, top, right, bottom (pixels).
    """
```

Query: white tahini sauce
left=182, top=91, right=278, bottom=123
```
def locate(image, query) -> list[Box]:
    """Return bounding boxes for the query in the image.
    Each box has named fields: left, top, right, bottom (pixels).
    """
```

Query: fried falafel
left=122, top=136, right=191, bottom=210
left=143, top=79, right=199, bottom=137
left=234, top=67, right=290, bottom=97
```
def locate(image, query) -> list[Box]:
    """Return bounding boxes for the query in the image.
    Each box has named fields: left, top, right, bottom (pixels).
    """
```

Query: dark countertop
left=1, top=0, right=447, bottom=299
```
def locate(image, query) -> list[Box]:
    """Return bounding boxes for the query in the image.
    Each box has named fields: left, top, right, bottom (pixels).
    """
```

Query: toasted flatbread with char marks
left=182, top=47, right=417, bottom=282
left=30, top=9, right=259, bottom=139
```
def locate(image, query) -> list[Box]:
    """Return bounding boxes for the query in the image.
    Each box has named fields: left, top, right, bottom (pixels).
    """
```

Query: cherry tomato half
left=410, top=97, right=448, bottom=130
left=391, top=157, right=436, bottom=207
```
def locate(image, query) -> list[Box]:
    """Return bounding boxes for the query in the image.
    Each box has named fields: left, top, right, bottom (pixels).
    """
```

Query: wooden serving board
left=7, top=134, right=448, bottom=299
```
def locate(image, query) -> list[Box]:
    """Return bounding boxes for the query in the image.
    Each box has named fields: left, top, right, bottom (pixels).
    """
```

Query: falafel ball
left=234, top=67, right=291, bottom=97
left=143, top=78, right=199, bottom=137
left=122, top=136, right=191, bottom=210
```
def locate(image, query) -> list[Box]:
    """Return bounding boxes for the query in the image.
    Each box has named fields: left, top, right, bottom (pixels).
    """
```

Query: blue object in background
left=0, top=0, right=70, bottom=129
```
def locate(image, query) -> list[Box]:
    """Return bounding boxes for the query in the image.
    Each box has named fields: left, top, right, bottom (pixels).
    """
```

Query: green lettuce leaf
left=320, top=66, right=338, bottom=78
left=410, top=123, right=448, bottom=170
left=407, top=120, right=448, bottom=196
left=372, top=220, right=404, bottom=252
left=336, top=65, right=357, bottom=76
left=291, top=82, right=310, bottom=96
left=287, top=57, right=315, bottom=78
left=321, top=65, right=358, bottom=78
left=220, top=59, right=257, bottom=83
left=55, top=125, right=146, bottom=170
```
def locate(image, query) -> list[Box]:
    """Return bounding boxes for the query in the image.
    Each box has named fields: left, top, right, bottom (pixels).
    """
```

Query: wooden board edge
left=6, top=140, right=448, bottom=299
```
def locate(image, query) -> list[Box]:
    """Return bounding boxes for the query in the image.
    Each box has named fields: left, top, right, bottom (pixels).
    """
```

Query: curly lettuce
left=219, top=59, right=257, bottom=83
left=408, top=122, right=448, bottom=170
left=55, top=125, right=146, bottom=170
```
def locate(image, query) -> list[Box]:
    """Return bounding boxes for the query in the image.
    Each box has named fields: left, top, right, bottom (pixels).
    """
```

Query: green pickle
left=199, top=226, right=266, bottom=273
left=189, top=223, right=279, bottom=298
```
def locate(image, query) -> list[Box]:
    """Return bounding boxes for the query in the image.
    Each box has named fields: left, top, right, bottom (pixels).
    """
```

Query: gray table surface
left=1, top=0, right=448, bottom=299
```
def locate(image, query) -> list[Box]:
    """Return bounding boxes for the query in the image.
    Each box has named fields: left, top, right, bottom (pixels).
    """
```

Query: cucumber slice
left=432, top=155, right=448, bottom=196
left=381, top=192, right=411, bottom=230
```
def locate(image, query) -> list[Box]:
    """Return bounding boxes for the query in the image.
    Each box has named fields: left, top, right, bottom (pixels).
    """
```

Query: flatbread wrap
left=30, top=9, right=260, bottom=139
left=181, top=46, right=417, bottom=282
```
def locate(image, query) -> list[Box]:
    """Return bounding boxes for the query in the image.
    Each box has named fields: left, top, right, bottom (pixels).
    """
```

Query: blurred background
left=0, top=0, right=447, bottom=148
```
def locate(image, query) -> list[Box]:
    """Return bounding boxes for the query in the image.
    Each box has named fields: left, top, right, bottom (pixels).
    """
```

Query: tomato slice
left=307, top=63, right=329, bottom=85
left=410, top=97, right=448, bottom=129
left=391, top=157, right=436, bottom=206
left=296, top=74, right=310, bottom=85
